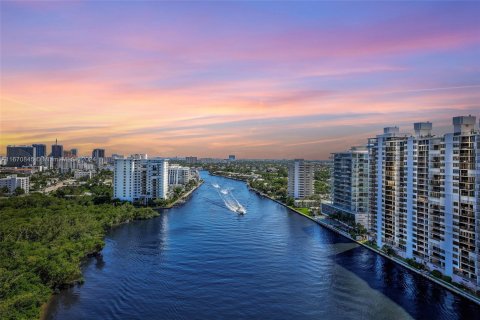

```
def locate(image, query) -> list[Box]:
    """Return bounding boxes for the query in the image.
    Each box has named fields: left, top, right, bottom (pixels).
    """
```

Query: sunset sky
left=1, top=1, right=479, bottom=159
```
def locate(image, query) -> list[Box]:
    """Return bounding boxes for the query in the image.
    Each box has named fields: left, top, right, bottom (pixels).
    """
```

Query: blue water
left=46, top=172, right=480, bottom=319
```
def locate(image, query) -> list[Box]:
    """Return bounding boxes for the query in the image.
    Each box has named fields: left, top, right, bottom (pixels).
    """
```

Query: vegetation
left=0, top=193, right=158, bottom=320
left=349, top=223, right=368, bottom=238
left=291, top=207, right=312, bottom=216
left=199, top=160, right=331, bottom=204
left=405, top=258, right=425, bottom=270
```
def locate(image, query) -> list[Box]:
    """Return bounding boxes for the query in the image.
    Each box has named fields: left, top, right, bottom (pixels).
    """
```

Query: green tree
left=14, top=187, right=25, bottom=196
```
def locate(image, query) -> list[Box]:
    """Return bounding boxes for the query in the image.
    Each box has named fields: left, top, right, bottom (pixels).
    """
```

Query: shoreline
left=212, top=171, right=480, bottom=306
left=40, top=180, right=203, bottom=320
left=153, top=180, right=204, bottom=210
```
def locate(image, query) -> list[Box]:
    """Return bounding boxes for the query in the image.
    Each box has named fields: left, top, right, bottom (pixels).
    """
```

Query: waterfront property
left=287, top=159, right=314, bottom=199
left=113, top=158, right=169, bottom=202
left=322, top=146, right=369, bottom=227
left=327, top=115, right=480, bottom=292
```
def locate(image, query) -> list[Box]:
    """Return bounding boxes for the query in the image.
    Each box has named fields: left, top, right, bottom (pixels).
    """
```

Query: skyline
left=1, top=2, right=480, bottom=159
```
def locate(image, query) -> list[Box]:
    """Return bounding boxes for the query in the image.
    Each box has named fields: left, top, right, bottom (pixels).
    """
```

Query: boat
left=235, top=206, right=246, bottom=215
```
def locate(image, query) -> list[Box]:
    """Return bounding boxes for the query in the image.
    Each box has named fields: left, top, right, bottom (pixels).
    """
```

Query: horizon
left=1, top=1, right=479, bottom=159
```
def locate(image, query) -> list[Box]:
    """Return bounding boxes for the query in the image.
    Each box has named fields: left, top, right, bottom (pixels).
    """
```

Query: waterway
left=46, top=172, right=480, bottom=319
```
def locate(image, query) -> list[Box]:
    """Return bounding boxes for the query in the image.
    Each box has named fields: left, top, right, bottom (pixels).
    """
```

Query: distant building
left=0, top=174, right=29, bottom=194
left=92, top=148, right=105, bottom=159
left=168, top=164, right=193, bottom=185
left=51, top=141, right=63, bottom=159
left=113, top=158, right=168, bottom=202
left=74, top=170, right=94, bottom=180
left=6, top=145, right=35, bottom=167
left=321, top=146, right=369, bottom=227
left=130, top=153, right=148, bottom=160
left=63, top=150, right=74, bottom=158
left=32, top=144, right=47, bottom=158
left=287, top=159, right=314, bottom=199
left=186, top=156, right=198, bottom=164
left=71, top=148, right=78, bottom=157
left=228, top=155, right=236, bottom=161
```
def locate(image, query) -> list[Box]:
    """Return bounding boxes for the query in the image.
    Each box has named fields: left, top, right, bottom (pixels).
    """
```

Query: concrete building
left=287, top=159, right=314, bottom=199
left=322, top=146, right=369, bottom=227
left=113, top=158, right=168, bottom=202
left=0, top=174, right=30, bottom=194
left=168, top=164, right=193, bottom=186
left=427, top=116, right=479, bottom=289
left=365, top=116, right=480, bottom=290
left=6, top=145, right=36, bottom=167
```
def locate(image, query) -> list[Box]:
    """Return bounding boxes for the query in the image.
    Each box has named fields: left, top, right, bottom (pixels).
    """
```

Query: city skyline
left=1, top=2, right=480, bottom=159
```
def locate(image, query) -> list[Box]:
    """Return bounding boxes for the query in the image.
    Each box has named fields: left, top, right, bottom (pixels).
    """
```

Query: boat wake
left=212, top=183, right=246, bottom=214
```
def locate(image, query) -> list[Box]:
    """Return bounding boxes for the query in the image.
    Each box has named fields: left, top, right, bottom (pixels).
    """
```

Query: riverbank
left=209, top=172, right=480, bottom=306
left=38, top=183, right=203, bottom=320
left=154, top=180, right=204, bottom=209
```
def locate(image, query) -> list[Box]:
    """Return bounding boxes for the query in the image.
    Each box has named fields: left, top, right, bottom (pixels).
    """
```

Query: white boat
left=235, top=206, right=246, bottom=215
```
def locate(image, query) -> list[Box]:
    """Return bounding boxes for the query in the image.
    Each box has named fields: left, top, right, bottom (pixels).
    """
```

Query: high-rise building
left=427, top=116, right=479, bottom=288
left=71, top=148, right=78, bottom=157
left=6, top=145, right=35, bottom=167
left=287, top=159, right=314, bottom=199
left=32, top=144, right=47, bottom=158
left=322, top=146, right=369, bottom=227
left=113, top=158, right=168, bottom=202
left=368, top=126, right=410, bottom=251
left=92, top=148, right=105, bottom=159
left=51, top=140, right=63, bottom=159
left=228, top=155, right=236, bottom=161
left=364, top=116, right=480, bottom=290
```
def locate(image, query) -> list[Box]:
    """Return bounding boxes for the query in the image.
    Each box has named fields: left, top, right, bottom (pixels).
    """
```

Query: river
left=45, top=172, right=480, bottom=319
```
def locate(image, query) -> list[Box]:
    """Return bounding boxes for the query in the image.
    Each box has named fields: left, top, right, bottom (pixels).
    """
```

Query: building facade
left=287, top=159, right=314, bottom=199
left=322, top=146, right=369, bottom=227
left=32, top=144, right=47, bottom=158
left=364, top=116, right=480, bottom=290
left=168, top=164, right=193, bottom=186
left=92, top=148, right=105, bottom=159
left=51, top=144, right=63, bottom=159
left=0, top=174, right=30, bottom=194
left=113, top=158, right=168, bottom=202
left=6, top=145, right=36, bottom=167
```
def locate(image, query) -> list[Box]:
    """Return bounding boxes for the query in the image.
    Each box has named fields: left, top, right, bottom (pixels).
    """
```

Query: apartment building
left=168, top=164, right=193, bottom=186
left=287, top=159, right=314, bottom=199
left=0, top=174, right=30, bottom=194
left=427, top=116, right=479, bottom=288
left=113, top=158, right=168, bottom=202
left=362, top=116, right=480, bottom=289
left=322, top=146, right=369, bottom=227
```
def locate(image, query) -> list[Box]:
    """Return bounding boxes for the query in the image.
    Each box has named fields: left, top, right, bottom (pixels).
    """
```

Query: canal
left=46, top=172, right=480, bottom=319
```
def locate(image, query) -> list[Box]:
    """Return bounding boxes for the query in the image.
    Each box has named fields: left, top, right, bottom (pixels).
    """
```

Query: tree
left=286, top=197, right=294, bottom=206
left=14, top=187, right=25, bottom=196
left=0, top=186, right=9, bottom=196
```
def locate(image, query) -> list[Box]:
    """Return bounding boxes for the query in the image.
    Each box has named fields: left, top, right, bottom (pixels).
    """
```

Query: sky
left=1, top=1, right=479, bottom=159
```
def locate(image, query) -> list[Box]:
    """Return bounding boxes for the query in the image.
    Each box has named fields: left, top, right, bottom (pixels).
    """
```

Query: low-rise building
left=74, top=170, right=94, bottom=180
left=0, top=174, right=30, bottom=194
